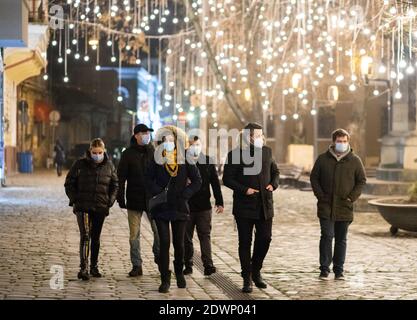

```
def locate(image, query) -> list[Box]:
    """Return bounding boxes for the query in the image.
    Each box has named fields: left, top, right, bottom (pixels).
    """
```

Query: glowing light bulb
left=117, top=96, right=123, bottom=102
left=293, top=113, right=300, bottom=120
left=74, top=53, right=80, bottom=59
left=373, top=89, right=380, bottom=96
left=84, top=55, right=90, bottom=61
left=43, top=74, right=48, bottom=81
left=58, top=57, right=63, bottom=63
left=310, top=109, right=317, bottom=116
left=281, top=114, right=287, bottom=121
left=395, top=91, right=402, bottom=99
left=111, top=56, right=116, bottom=62
left=63, top=76, right=69, bottom=82
left=52, top=40, right=57, bottom=46
left=378, top=65, right=387, bottom=74
left=95, top=65, right=101, bottom=71
left=349, top=83, right=357, bottom=92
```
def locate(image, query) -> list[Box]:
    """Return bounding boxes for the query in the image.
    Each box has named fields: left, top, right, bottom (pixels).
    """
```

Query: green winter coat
left=310, top=147, right=366, bottom=221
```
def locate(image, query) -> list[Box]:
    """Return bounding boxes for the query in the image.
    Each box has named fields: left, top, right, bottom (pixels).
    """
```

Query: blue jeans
left=319, top=218, right=351, bottom=275
left=128, top=210, right=160, bottom=267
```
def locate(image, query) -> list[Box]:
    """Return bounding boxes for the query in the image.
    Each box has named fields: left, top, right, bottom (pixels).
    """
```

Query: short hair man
left=310, top=128, right=366, bottom=280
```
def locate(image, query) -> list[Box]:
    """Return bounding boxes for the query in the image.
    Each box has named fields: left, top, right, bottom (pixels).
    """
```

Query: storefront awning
left=3, top=24, right=48, bottom=84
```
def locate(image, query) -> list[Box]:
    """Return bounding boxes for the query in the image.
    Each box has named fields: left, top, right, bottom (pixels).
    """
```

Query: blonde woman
left=65, top=138, right=119, bottom=280
left=145, top=126, right=202, bottom=293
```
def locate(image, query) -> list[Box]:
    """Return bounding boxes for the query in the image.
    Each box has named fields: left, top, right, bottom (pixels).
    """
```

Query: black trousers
left=56, top=164, right=63, bottom=177
left=184, top=209, right=214, bottom=268
left=319, top=218, right=351, bottom=275
left=155, top=219, right=187, bottom=275
left=76, top=211, right=106, bottom=270
left=235, top=213, right=273, bottom=277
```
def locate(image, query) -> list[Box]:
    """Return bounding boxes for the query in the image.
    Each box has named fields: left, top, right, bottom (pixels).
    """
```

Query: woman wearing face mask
left=65, top=138, right=119, bottom=281
left=145, top=126, right=202, bottom=293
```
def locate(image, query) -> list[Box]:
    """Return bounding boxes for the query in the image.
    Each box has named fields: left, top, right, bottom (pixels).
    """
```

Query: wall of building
left=3, top=74, right=18, bottom=174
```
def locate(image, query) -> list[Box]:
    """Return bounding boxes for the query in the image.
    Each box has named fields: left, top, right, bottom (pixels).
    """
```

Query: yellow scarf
left=163, top=149, right=178, bottom=177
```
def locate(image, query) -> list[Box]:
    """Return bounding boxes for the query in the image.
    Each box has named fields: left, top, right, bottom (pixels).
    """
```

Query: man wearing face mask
left=310, top=128, right=366, bottom=281
left=117, top=124, right=160, bottom=277
left=183, top=136, right=224, bottom=276
left=223, top=122, right=280, bottom=293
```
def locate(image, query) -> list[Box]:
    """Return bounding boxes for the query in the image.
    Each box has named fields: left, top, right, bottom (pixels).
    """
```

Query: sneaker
left=319, top=271, right=330, bottom=280
left=204, top=266, right=216, bottom=276
left=90, top=266, right=102, bottom=278
left=183, top=266, right=193, bottom=275
left=128, top=266, right=143, bottom=277
left=335, top=273, right=345, bottom=281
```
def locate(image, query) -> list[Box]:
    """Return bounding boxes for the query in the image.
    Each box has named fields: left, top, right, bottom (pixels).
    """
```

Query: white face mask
left=253, top=137, right=264, bottom=148
left=141, top=134, right=151, bottom=145
left=335, top=142, right=349, bottom=153
left=189, top=145, right=202, bottom=157
left=91, top=153, right=104, bottom=163
left=163, top=141, right=175, bottom=152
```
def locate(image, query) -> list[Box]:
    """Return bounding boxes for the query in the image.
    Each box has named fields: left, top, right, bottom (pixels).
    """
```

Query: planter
left=368, top=197, right=417, bottom=235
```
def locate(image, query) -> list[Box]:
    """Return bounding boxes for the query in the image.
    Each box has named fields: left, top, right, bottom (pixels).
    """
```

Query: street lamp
left=360, top=56, right=373, bottom=77
left=291, top=73, right=302, bottom=89
left=327, top=85, right=339, bottom=102
left=244, top=88, right=251, bottom=101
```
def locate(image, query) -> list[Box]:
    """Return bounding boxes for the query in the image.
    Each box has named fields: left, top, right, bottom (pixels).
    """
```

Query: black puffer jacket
left=116, top=136, right=154, bottom=211
left=64, top=152, right=119, bottom=215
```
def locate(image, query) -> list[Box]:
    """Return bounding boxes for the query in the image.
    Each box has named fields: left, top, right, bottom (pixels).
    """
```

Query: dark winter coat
left=145, top=159, right=202, bottom=221
left=64, top=152, right=119, bottom=216
left=310, top=148, right=367, bottom=222
left=116, top=136, right=154, bottom=211
left=188, top=154, right=224, bottom=212
left=54, top=144, right=65, bottom=165
left=223, top=145, right=280, bottom=220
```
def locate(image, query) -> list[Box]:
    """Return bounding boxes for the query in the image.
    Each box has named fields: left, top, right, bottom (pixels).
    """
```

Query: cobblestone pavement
left=1, top=170, right=417, bottom=300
